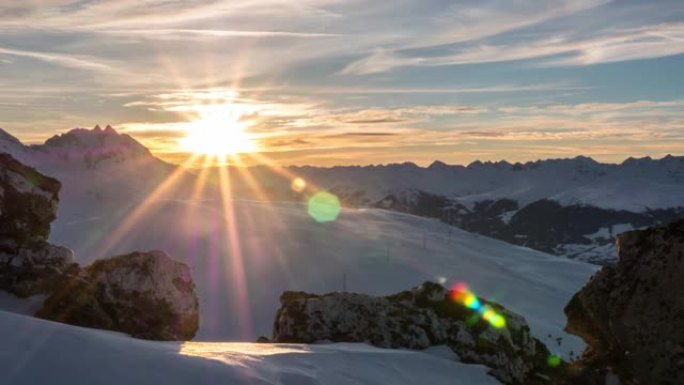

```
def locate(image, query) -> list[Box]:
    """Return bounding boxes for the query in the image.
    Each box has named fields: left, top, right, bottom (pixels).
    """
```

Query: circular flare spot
left=547, top=354, right=562, bottom=368
left=291, top=177, right=306, bottom=192
left=308, top=192, right=341, bottom=222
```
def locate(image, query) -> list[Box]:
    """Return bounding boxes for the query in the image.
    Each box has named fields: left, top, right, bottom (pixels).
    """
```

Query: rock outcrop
left=0, top=154, right=75, bottom=297
left=0, top=153, right=199, bottom=340
left=273, top=282, right=556, bottom=385
left=37, top=250, right=199, bottom=341
left=565, top=218, right=684, bottom=384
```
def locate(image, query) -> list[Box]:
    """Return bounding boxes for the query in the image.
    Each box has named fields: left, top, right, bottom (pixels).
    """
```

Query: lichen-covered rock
left=37, top=250, right=199, bottom=341
left=565, top=218, right=684, bottom=384
left=0, top=154, right=74, bottom=296
left=0, top=241, right=76, bottom=297
left=0, top=154, right=60, bottom=245
left=273, top=282, right=553, bottom=384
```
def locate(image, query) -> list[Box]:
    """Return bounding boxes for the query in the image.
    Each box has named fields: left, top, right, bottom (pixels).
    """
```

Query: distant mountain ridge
left=1, top=126, right=683, bottom=264
left=268, top=156, right=684, bottom=264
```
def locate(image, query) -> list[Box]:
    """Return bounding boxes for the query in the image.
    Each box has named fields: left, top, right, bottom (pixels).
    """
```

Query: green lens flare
left=308, top=192, right=341, bottom=222
left=547, top=354, right=562, bottom=368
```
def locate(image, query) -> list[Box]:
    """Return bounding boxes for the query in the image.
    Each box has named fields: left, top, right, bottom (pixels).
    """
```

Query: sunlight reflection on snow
left=179, top=342, right=312, bottom=365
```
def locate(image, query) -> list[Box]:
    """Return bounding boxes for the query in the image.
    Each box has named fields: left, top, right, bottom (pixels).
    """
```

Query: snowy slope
left=50, top=197, right=597, bottom=358
left=2, top=127, right=681, bottom=266
left=0, top=126, right=599, bottom=357
left=0, top=310, right=501, bottom=385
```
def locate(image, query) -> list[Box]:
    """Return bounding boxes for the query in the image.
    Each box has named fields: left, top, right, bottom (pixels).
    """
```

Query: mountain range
left=1, top=125, right=682, bottom=264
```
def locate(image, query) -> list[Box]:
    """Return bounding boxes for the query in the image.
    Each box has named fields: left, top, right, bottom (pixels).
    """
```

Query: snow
left=498, top=210, right=517, bottom=225
left=0, top=293, right=46, bottom=316
left=611, top=223, right=634, bottom=236
left=0, top=127, right=605, bottom=383
left=0, top=310, right=501, bottom=385
left=555, top=243, right=618, bottom=265
left=586, top=227, right=611, bottom=241
left=46, top=198, right=597, bottom=358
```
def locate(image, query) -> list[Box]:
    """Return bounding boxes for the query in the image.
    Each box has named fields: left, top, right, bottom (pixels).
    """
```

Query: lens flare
left=482, top=306, right=496, bottom=321
left=291, top=177, right=306, bottom=192
left=547, top=354, right=562, bottom=368
left=464, top=294, right=481, bottom=310
left=307, top=192, right=341, bottom=222
left=450, top=281, right=468, bottom=302
left=449, top=282, right=506, bottom=329
left=489, top=313, right=506, bottom=328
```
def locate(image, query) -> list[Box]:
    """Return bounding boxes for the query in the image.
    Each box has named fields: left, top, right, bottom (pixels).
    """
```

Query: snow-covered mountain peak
left=30, top=125, right=155, bottom=170
left=0, top=128, right=23, bottom=146
left=40, top=125, right=144, bottom=151
left=0, top=127, right=31, bottom=163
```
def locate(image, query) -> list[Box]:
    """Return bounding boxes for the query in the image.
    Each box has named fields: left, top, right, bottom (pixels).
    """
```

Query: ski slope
left=48, top=198, right=598, bottom=357
left=0, top=310, right=501, bottom=385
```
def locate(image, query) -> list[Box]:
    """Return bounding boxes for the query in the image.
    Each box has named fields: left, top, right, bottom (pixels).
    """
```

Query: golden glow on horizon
left=179, top=105, right=258, bottom=156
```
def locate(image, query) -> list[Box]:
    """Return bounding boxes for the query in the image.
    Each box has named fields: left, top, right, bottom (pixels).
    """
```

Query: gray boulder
left=565, top=218, right=684, bottom=384
left=37, top=250, right=199, bottom=341
left=273, top=282, right=555, bottom=385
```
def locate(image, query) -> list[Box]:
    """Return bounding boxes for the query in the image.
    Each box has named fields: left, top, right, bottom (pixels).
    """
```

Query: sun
left=179, top=105, right=258, bottom=156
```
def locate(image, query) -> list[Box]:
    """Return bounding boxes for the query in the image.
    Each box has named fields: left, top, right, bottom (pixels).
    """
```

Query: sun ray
left=217, top=154, right=253, bottom=339
left=92, top=154, right=202, bottom=258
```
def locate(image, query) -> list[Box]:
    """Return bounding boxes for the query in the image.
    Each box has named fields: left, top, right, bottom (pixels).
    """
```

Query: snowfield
left=0, top=127, right=605, bottom=384
left=49, top=199, right=597, bottom=358
left=0, top=310, right=501, bottom=385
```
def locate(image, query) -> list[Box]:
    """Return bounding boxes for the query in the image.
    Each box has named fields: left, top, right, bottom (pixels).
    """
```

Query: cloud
left=540, top=24, right=684, bottom=66
left=333, top=108, right=407, bottom=124
left=2, top=0, right=683, bottom=167
left=0, top=46, right=113, bottom=71
left=499, top=100, right=684, bottom=115
left=309, top=84, right=584, bottom=94
left=341, top=48, right=424, bottom=75
left=342, top=22, right=684, bottom=74
left=424, top=0, right=610, bottom=48
left=329, top=132, right=399, bottom=137
left=328, top=105, right=486, bottom=126
left=102, top=29, right=341, bottom=40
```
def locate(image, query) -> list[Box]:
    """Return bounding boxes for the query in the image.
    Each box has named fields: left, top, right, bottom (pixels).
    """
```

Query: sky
left=1, top=0, right=683, bottom=166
